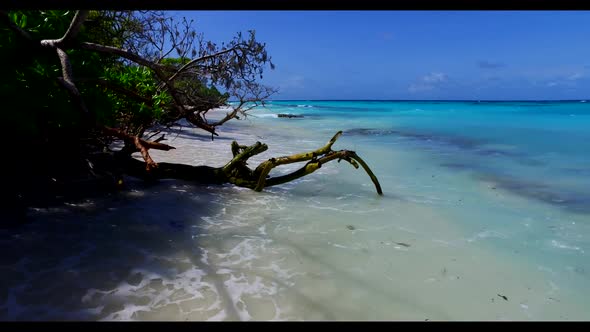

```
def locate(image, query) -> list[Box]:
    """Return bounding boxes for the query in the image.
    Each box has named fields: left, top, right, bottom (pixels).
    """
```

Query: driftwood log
left=98, top=130, right=383, bottom=195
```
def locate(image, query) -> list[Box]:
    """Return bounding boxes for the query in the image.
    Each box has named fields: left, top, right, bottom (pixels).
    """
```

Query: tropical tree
left=0, top=10, right=382, bottom=224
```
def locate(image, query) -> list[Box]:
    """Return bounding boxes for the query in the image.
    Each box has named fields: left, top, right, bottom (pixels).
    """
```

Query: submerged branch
left=347, top=151, right=383, bottom=195
left=222, top=141, right=268, bottom=175
left=262, top=149, right=383, bottom=195
left=252, top=131, right=344, bottom=191
left=250, top=130, right=382, bottom=194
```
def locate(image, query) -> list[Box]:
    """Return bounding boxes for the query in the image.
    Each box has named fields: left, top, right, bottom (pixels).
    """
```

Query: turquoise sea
left=264, top=100, right=590, bottom=215
left=1, top=100, right=589, bottom=320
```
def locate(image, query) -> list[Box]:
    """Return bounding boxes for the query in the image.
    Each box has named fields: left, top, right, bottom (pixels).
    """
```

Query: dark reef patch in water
left=440, top=159, right=588, bottom=214
left=439, top=162, right=474, bottom=171
left=477, top=174, right=590, bottom=214
left=344, top=128, right=484, bottom=150
left=347, top=127, right=590, bottom=213
left=278, top=113, right=305, bottom=118
left=345, top=127, right=541, bottom=166
left=560, top=167, right=590, bottom=176
left=344, top=128, right=400, bottom=137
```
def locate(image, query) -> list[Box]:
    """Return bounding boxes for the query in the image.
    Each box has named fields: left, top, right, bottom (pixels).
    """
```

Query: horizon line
left=229, top=99, right=589, bottom=102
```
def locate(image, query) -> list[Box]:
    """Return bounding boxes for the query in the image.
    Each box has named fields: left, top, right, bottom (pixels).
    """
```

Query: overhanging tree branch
left=164, top=47, right=239, bottom=85
left=80, top=42, right=166, bottom=72
left=55, top=47, right=90, bottom=116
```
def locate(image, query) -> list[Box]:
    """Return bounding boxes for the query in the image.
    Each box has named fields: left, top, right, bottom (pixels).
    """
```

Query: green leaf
left=20, top=14, right=27, bottom=28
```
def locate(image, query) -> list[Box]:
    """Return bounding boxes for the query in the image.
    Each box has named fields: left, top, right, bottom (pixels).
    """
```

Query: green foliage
left=1, top=11, right=95, bottom=137
left=0, top=10, right=162, bottom=138
left=101, top=65, right=171, bottom=134
left=1, top=10, right=272, bottom=150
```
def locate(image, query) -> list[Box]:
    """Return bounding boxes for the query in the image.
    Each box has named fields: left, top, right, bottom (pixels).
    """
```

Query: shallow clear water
left=1, top=101, right=589, bottom=320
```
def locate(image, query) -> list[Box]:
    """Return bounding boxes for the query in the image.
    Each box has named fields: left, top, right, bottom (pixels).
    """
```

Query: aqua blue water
left=262, top=100, right=590, bottom=214
left=251, top=100, right=590, bottom=317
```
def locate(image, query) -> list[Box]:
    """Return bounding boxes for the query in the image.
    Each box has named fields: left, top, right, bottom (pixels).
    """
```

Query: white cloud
left=567, top=72, right=584, bottom=81
left=543, top=71, right=586, bottom=88
left=408, top=72, right=448, bottom=93
left=422, top=72, right=448, bottom=83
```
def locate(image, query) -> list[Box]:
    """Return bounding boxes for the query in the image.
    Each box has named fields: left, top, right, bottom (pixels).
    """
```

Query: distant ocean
left=1, top=100, right=589, bottom=320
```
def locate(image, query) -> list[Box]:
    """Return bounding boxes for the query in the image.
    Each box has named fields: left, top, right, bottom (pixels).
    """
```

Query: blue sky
left=171, top=11, right=590, bottom=100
